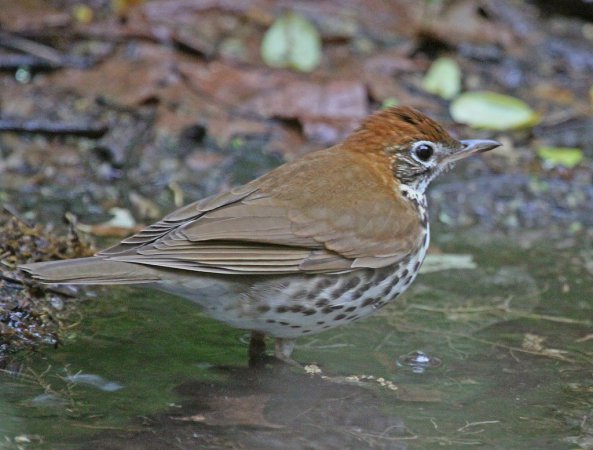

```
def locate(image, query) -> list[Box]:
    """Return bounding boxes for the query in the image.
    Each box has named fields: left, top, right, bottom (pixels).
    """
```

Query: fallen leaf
left=537, top=146, right=583, bottom=168
left=244, top=79, right=368, bottom=142
left=450, top=91, right=540, bottom=130
left=381, top=98, right=400, bottom=109
left=103, top=207, right=136, bottom=228
left=261, top=11, right=322, bottom=72
left=205, top=116, right=268, bottom=146
left=422, top=57, right=461, bottom=100
left=45, top=44, right=179, bottom=107
left=0, top=0, right=70, bottom=32
left=76, top=207, right=140, bottom=237
left=420, top=0, right=514, bottom=49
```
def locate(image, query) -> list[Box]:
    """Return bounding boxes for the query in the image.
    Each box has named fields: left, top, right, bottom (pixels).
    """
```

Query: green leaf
left=421, top=57, right=461, bottom=100
left=261, top=11, right=321, bottom=72
left=381, top=97, right=400, bottom=109
left=537, top=146, right=583, bottom=168
left=450, top=91, right=540, bottom=130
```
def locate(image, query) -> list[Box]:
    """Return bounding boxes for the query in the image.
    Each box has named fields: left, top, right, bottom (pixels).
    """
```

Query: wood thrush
left=21, top=106, right=500, bottom=363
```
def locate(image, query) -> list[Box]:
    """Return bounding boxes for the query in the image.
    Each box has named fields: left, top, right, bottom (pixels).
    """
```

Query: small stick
left=0, top=118, right=108, bottom=138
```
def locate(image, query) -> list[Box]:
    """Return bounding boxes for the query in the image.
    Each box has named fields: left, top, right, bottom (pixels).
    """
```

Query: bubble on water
left=396, top=350, right=442, bottom=374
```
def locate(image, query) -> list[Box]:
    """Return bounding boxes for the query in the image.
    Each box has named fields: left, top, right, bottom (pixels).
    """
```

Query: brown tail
left=19, top=257, right=161, bottom=285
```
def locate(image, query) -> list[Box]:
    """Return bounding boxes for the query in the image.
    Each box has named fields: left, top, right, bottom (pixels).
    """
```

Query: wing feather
left=102, top=147, right=422, bottom=275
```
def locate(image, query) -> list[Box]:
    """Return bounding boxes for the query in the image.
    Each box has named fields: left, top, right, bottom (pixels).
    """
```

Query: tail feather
left=19, top=257, right=161, bottom=285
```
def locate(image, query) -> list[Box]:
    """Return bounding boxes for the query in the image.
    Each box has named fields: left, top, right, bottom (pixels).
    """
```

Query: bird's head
left=345, top=106, right=501, bottom=194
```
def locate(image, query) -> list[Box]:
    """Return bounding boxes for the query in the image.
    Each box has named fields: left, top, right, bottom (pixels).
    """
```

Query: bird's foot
left=273, top=338, right=301, bottom=367
left=248, top=333, right=302, bottom=368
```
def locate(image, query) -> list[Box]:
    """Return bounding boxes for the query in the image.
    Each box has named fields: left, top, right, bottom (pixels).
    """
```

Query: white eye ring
left=411, top=141, right=436, bottom=163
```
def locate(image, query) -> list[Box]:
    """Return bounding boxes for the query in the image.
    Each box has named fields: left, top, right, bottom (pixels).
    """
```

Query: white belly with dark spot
left=154, top=225, right=430, bottom=339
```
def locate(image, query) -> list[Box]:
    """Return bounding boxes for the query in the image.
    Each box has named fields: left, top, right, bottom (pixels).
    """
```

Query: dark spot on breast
left=346, top=277, right=361, bottom=290
left=423, top=233, right=429, bottom=246
left=302, top=309, right=316, bottom=316
left=323, top=325, right=331, bottom=329
left=345, top=306, right=357, bottom=312
left=316, top=321, right=325, bottom=325
left=266, top=319, right=276, bottom=323
left=276, top=306, right=288, bottom=313
left=307, top=292, right=318, bottom=300
left=382, top=284, right=392, bottom=297
left=334, top=314, right=346, bottom=320
left=322, top=306, right=333, bottom=314
left=317, top=278, right=334, bottom=289
left=289, top=305, right=303, bottom=313
left=315, top=298, right=329, bottom=307
left=362, top=297, right=376, bottom=307
left=371, top=271, right=383, bottom=282
left=414, top=261, right=421, bottom=272
left=346, top=314, right=358, bottom=320
left=331, top=305, right=344, bottom=310
left=279, top=321, right=290, bottom=325
left=292, top=289, right=307, bottom=300
left=401, top=269, right=409, bottom=278
left=405, top=275, right=413, bottom=285
left=257, top=305, right=270, bottom=313
left=290, top=325, right=301, bottom=328
left=332, top=276, right=360, bottom=297
left=353, top=285, right=369, bottom=299
left=303, top=329, right=312, bottom=333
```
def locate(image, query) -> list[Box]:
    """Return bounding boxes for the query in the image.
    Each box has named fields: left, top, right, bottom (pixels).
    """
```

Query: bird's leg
left=248, top=331, right=267, bottom=363
left=274, top=338, right=299, bottom=366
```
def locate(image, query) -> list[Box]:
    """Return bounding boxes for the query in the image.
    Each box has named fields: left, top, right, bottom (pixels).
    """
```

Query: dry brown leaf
left=419, top=0, right=515, bottom=49
left=244, top=79, right=368, bottom=143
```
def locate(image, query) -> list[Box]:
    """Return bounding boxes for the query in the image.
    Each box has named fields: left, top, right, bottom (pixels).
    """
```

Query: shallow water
left=1, top=231, right=592, bottom=449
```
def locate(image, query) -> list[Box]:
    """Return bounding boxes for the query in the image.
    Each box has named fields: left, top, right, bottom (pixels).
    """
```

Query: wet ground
left=1, top=230, right=592, bottom=449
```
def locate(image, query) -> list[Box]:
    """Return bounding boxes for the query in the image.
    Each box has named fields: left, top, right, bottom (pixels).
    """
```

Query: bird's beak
left=445, top=139, right=501, bottom=163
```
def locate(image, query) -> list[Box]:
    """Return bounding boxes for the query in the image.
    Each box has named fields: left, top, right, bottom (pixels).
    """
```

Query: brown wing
left=100, top=147, right=422, bottom=275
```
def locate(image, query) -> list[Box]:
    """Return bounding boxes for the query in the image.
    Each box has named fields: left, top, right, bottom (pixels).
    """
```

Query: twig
left=0, top=32, right=105, bottom=70
left=457, top=420, right=500, bottom=433
left=0, top=54, right=60, bottom=71
left=0, top=31, right=63, bottom=65
left=0, top=118, right=108, bottom=138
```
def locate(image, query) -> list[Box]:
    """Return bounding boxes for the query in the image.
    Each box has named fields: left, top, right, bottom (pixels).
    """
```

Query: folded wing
left=99, top=147, right=422, bottom=275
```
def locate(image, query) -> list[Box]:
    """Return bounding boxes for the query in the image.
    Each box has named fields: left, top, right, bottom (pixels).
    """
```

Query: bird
left=20, top=106, right=500, bottom=365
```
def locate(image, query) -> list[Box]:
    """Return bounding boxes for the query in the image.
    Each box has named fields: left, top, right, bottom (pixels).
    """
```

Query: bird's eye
left=414, top=143, right=434, bottom=162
